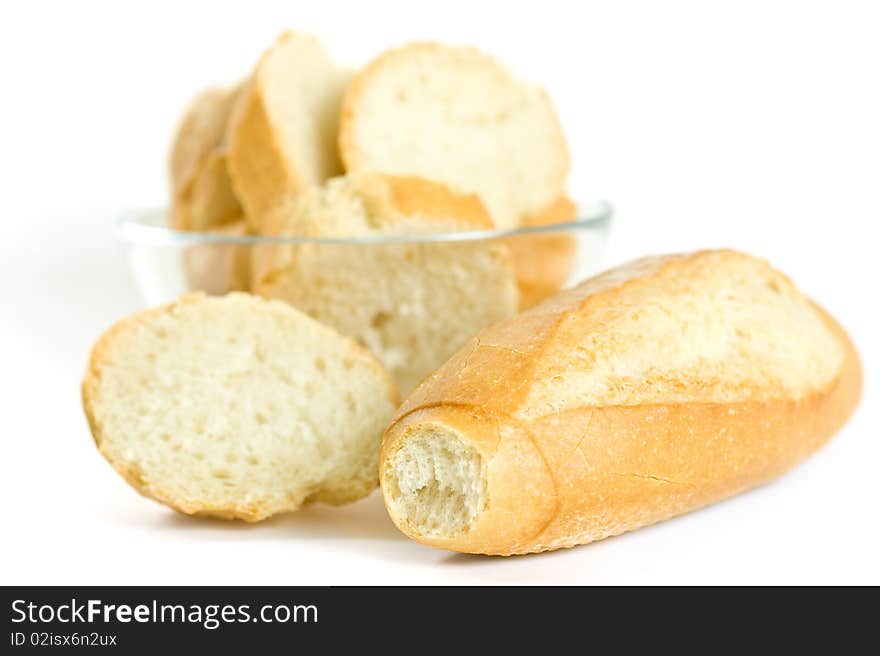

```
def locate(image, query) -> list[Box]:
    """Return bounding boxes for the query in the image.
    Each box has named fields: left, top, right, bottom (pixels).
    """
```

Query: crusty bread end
left=381, top=251, right=862, bottom=554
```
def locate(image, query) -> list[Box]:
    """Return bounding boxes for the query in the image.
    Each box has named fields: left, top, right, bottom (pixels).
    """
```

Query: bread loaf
left=253, top=173, right=519, bottom=395
left=226, top=32, right=351, bottom=234
left=339, top=42, right=569, bottom=229
left=380, top=250, right=862, bottom=554
left=170, top=85, right=243, bottom=230
left=82, top=293, right=398, bottom=521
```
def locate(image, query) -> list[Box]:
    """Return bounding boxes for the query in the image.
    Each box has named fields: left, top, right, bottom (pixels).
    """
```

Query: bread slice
left=253, top=173, right=519, bottom=395
left=339, top=42, right=570, bottom=229
left=226, top=32, right=351, bottom=234
left=82, top=293, right=398, bottom=521
left=170, top=85, right=243, bottom=230
left=380, top=250, right=862, bottom=554
left=508, top=195, right=578, bottom=310
left=182, top=219, right=251, bottom=294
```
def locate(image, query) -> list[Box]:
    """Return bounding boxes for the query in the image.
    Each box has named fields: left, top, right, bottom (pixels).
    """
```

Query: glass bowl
left=119, top=200, right=612, bottom=304
left=117, top=200, right=613, bottom=394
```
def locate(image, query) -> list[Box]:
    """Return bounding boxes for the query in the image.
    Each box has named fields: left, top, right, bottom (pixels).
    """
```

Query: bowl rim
left=117, top=200, right=613, bottom=246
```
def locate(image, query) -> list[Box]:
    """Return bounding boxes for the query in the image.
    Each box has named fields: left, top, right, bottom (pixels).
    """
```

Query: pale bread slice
left=82, top=293, right=398, bottom=521
left=339, top=42, right=570, bottom=229
left=253, top=173, right=519, bottom=395
left=170, top=85, right=243, bottom=230
left=226, top=32, right=351, bottom=234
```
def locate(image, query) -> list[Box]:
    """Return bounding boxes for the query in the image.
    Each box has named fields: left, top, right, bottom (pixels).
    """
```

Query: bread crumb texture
left=384, top=425, right=486, bottom=538
left=82, top=293, right=398, bottom=521
left=340, top=42, right=569, bottom=228
left=255, top=172, right=519, bottom=395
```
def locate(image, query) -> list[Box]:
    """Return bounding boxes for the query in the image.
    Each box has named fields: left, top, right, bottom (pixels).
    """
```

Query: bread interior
left=90, top=295, right=394, bottom=519
left=385, top=426, right=486, bottom=538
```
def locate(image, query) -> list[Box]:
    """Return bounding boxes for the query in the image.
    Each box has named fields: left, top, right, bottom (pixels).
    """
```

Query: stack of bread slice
left=167, top=31, right=580, bottom=392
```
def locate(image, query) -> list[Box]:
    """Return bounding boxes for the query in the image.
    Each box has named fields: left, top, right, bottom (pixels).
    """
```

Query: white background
left=1, top=0, right=877, bottom=585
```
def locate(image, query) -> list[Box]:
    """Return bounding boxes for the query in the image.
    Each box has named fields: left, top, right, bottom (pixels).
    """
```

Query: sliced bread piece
left=226, top=32, right=351, bottom=234
left=170, top=85, right=243, bottom=230
left=339, top=42, right=570, bottom=228
left=253, top=173, right=519, bottom=395
left=82, top=293, right=398, bottom=521
left=381, top=251, right=862, bottom=554
left=508, top=195, right=578, bottom=310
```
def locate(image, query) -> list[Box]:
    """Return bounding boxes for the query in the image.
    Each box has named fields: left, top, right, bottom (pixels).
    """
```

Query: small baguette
left=380, top=250, right=862, bottom=555
left=82, top=293, right=398, bottom=521
left=226, top=32, right=350, bottom=234
left=169, top=86, right=243, bottom=230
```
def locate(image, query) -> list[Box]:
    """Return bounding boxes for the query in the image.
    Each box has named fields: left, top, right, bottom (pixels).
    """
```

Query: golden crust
left=82, top=293, right=399, bottom=522
left=380, top=252, right=862, bottom=555
left=343, top=172, right=494, bottom=232
left=225, top=69, right=299, bottom=233
left=379, top=174, right=493, bottom=229
left=225, top=32, right=345, bottom=234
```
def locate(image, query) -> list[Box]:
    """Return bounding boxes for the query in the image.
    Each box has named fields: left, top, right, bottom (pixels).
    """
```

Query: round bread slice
left=226, top=32, right=351, bottom=234
left=170, top=85, right=243, bottom=230
left=253, top=173, right=519, bottom=395
left=82, top=293, right=399, bottom=521
left=339, top=42, right=570, bottom=229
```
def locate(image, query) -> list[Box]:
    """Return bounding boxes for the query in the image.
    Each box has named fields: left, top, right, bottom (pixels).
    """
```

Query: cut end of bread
left=383, top=426, right=486, bottom=538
